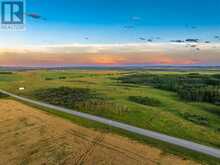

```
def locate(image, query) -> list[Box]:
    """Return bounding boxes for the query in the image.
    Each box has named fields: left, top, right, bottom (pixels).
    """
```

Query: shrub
left=128, top=96, right=161, bottom=106
left=75, top=100, right=129, bottom=115
left=181, top=112, right=209, bottom=126
left=45, top=77, right=53, bottom=81
left=0, top=92, right=7, bottom=98
left=59, top=76, right=66, bottom=80
left=0, top=72, right=13, bottom=74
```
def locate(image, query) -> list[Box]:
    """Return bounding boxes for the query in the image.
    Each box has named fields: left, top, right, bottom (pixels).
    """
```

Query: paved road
left=1, top=89, right=220, bottom=159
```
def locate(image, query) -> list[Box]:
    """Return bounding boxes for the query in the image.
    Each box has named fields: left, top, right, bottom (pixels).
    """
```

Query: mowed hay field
left=0, top=99, right=199, bottom=165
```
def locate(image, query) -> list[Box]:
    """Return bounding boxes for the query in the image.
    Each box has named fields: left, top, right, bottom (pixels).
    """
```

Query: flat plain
left=0, top=69, right=220, bottom=164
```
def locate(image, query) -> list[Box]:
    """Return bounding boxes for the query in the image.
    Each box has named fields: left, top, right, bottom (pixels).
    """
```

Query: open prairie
left=0, top=99, right=199, bottom=165
left=0, top=69, right=220, bottom=164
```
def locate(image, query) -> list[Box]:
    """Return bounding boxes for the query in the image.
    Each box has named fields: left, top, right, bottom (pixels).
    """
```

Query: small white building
left=19, top=87, right=25, bottom=91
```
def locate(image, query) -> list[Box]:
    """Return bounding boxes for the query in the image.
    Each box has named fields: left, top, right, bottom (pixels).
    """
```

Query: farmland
left=0, top=68, right=220, bottom=164
left=0, top=99, right=201, bottom=164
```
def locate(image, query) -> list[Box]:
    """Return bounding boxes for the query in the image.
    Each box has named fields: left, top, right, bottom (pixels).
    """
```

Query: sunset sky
left=0, top=0, right=220, bottom=66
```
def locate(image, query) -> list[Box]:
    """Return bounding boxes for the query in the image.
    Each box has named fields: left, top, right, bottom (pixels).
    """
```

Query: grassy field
left=0, top=69, right=220, bottom=164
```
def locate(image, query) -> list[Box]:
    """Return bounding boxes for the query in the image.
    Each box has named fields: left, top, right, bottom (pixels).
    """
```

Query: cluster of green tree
left=178, top=85, right=220, bottom=104
left=119, top=73, right=220, bottom=105
left=34, top=87, right=99, bottom=108
left=33, top=87, right=128, bottom=115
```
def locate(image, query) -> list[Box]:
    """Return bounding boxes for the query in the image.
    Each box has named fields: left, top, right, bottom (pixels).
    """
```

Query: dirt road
left=0, top=99, right=198, bottom=165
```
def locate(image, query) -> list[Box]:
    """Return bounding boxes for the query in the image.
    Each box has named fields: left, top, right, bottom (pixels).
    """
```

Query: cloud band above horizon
left=0, top=43, right=220, bottom=66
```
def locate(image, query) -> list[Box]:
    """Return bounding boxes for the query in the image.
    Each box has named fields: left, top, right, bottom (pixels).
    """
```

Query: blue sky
left=29, top=0, right=220, bottom=26
left=30, top=0, right=220, bottom=43
left=0, top=0, right=220, bottom=66
left=1, top=0, right=220, bottom=45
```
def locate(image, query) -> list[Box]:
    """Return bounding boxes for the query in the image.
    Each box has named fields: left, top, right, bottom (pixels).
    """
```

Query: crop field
left=0, top=99, right=201, bottom=165
left=0, top=69, right=220, bottom=164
